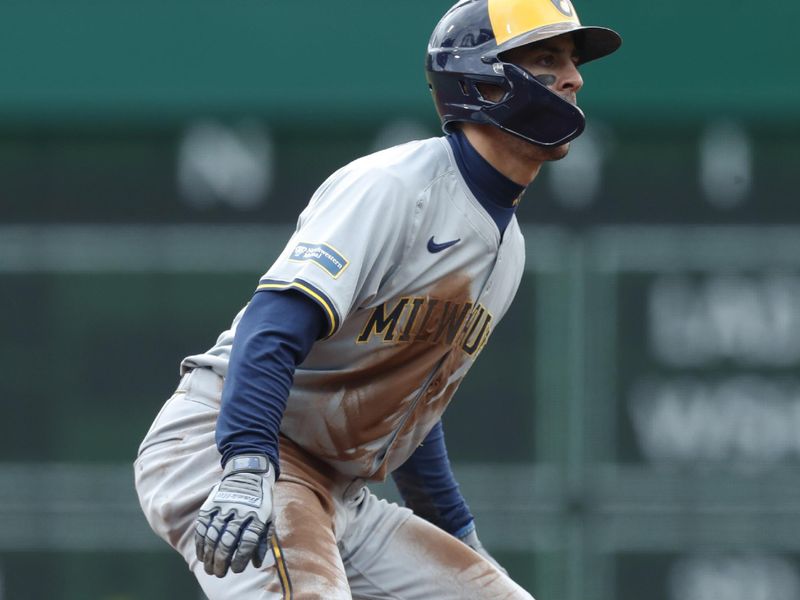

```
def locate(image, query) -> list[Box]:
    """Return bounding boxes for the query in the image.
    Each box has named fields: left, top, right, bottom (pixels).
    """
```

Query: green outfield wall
left=1, top=0, right=799, bottom=125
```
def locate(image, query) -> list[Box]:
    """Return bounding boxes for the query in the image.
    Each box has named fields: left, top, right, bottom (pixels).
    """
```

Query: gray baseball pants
left=134, top=367, right=534, bottom=600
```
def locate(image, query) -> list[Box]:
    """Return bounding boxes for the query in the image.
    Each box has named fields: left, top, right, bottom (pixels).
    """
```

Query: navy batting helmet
left=426, top=0, right=622, bottom=147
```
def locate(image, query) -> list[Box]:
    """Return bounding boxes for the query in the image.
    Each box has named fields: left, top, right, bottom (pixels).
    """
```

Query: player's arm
left=215, top=289, right=326, bottom=471
left=194, top=289, right=326, bottom=578
left=391, top=421, right=507, bottom=573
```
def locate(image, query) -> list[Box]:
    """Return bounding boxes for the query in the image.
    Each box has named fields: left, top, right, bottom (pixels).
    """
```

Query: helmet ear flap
left=482, top=63, right=586, bottom=146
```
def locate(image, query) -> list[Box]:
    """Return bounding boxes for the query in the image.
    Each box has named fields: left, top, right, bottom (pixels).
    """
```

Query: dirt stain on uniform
left=271, top=436, right=351, bottom=599
left=310, top=273, right=475, bottom=476
left=390, top=516, right=533, bottom=599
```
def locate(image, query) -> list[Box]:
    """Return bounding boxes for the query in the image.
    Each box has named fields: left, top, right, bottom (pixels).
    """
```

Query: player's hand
left=194, top=454, right=276, bottom=578
left=460, top=528, right=509, bottom=576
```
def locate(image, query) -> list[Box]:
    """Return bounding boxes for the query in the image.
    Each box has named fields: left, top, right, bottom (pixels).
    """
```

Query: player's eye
left=535, top=55, right=555, bottom=67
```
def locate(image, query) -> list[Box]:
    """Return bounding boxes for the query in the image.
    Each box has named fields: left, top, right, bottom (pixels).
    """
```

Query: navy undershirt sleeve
left=391, top=420, right=475, bottom=538
left=216, top=289, right=327, bottom=476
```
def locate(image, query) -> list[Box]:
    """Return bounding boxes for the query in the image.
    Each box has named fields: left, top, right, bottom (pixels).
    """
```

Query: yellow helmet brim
left=496, top=23, right=622, bottom=65
left=487, top=0, right=621, bottom=64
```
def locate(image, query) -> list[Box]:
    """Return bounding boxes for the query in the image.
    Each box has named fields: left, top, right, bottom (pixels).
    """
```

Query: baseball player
left=134, top=0, right=620, bottom=598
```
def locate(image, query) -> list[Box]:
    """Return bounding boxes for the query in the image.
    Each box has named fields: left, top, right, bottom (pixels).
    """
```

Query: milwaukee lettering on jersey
left=357, top=297, right=493, bottom=356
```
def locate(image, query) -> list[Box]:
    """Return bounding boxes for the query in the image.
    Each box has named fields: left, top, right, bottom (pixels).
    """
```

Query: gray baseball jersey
left=183, top=136, right=526, bottom=480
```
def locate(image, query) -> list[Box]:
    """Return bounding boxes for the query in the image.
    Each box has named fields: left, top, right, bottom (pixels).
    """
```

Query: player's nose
left=558, top=62, right=583, bottom=96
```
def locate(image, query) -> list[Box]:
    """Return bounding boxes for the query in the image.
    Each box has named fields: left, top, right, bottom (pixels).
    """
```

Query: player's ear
left=475, top=83, right=505, bottom=103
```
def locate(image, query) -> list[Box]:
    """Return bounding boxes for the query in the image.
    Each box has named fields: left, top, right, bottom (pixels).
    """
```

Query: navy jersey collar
left=446, top=129, right=524, bottom=235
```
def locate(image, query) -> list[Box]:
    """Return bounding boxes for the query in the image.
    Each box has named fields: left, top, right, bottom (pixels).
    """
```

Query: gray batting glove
left=194, top=454, right=275, bottom=578
left=460, top=528, right=509, bottom=576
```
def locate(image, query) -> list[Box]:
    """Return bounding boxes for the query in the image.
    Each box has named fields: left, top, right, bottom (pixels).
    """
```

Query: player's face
left=465, top=33, right=586, bottom=175
left=504, top=33, right=584, bottom=108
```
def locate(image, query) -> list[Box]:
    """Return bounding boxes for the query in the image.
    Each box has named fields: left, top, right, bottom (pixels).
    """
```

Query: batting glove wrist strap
left=223, top=454, right=272, bottom=477
left=458, top=528, right=480, bottom=547
left=454, top=520, right=477, bottom=541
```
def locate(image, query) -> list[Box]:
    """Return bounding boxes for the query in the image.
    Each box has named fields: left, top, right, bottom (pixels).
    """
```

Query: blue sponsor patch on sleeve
left=288, top=242, right=349, bottom=279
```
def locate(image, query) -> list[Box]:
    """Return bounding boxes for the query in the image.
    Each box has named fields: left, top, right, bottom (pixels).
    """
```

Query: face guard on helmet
left=425, top=0, right=622, bottom=147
